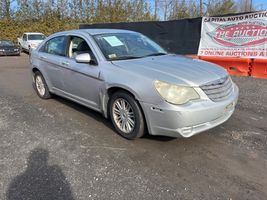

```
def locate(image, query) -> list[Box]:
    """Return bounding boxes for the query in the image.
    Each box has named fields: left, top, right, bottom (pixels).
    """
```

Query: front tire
left=109, top=91, right=145, bottom=139
left=34, top=71, right=51, bottom=99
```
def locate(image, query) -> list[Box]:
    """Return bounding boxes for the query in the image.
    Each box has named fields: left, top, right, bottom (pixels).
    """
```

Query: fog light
left=181, top=127, right=193, bottom=135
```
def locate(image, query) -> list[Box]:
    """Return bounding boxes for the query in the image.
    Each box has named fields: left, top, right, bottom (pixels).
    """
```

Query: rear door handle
left=61, top=61, right=69, bottom=66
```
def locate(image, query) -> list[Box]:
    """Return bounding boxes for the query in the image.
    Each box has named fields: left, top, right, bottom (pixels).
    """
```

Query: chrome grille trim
left=200, top=76, right=233, bottom=102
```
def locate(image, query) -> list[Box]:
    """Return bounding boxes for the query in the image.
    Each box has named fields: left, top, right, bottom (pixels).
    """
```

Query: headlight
left=14, top=49, right=19, bottom=51
left=0, top=49, right=4, bottom=52
left=154, top=80, right=200, bottom=105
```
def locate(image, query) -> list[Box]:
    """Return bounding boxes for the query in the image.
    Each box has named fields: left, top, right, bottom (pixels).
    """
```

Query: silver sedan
left=30, top=29, right=239, bottom=139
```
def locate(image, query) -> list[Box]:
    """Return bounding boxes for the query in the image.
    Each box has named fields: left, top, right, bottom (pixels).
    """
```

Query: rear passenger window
left=40, top=36, right=66, bottom=57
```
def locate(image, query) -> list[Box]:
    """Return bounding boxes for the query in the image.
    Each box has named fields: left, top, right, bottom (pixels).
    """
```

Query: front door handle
left=61, top=61, right=69, bottom=66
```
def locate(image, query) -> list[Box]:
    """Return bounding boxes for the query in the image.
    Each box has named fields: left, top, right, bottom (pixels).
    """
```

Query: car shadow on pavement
left=53, top=95, right=116, bottom=130
left=142, top=134, right=176, bottom=141
left=53, top=96, right=176, bottom=141
left=6, top=148, right=75, bottom=200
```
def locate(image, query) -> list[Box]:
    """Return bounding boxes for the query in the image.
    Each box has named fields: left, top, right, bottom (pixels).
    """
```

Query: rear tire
left=109, top=91, right=145, bottom=139
left=34, top=71, right=51, bottom=99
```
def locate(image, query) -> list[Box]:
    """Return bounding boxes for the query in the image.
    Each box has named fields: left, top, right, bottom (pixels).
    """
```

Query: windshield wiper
left=110, top=53, right=167, bottom=61
left=111, top=55, right=142, bottom=61
left=141, top=52, right=167, bottom=58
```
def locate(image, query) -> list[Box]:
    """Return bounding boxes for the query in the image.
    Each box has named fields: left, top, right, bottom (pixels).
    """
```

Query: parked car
left=18, top=32, right=45, bottom=53
left=30, top=29, right=239, bottom=139
left=0, top=39, right=20, bottom=56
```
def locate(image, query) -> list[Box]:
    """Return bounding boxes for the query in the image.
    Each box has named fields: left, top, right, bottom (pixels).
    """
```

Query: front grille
left=200, top=76, right=233, bottom=102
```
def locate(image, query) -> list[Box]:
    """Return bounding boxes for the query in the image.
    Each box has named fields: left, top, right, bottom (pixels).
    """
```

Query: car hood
left=111, top=54, right=228, bottom=86
left=28, top=40, right=43, bottom=44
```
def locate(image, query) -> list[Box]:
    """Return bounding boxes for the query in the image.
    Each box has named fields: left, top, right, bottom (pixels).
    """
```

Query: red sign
left=198, top=11, right=267, bottom=58
left=209, top=22, right=267, bottom=47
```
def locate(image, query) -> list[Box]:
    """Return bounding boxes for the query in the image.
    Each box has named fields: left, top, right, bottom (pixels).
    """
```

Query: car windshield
left=93, top=32, right=167, bottom=61
left=28, top=34, right=45, bottom=40
left=0, top=40, right=14, bottom=46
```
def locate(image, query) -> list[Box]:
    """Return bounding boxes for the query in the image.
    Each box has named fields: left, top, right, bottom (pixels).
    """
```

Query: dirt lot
left=0, top=53, right=267, bottom=200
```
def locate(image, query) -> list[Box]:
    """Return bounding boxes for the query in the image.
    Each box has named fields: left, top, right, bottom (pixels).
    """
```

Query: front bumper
left=0, top=51, right=20, bottom=56
left=141, top=83, right=239, bottom=138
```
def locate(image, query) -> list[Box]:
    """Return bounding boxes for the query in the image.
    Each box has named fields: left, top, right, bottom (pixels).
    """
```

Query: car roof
left=55, top=29, right=137, bottom=36
left=24, top=32, right=44, bottom=35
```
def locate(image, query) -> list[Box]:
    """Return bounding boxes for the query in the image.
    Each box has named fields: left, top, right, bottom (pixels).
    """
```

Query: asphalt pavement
left=0, top=53, right=267, bottom=200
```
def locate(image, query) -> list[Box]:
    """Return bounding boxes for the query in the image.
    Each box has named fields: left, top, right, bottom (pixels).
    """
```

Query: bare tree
left=168, top=0, right=190, bottom=20
left=0, top=0, right=12, bottom=19
left=237, top=0, right=254, bottom=12
left=159, top=0, right=172, bottom=20
left=153, top=0, right=160, bottom=19
left=55, top=0, right=69, bottom=19
left=205, top=0, right=236, bottom=16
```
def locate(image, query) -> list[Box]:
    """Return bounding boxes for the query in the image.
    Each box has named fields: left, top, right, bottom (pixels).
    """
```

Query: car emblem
left=211, top=77, right=228, bottom=86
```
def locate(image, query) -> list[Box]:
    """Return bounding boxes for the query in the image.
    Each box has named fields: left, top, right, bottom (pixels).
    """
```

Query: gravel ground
left=0, top=54, right=267, bottom=200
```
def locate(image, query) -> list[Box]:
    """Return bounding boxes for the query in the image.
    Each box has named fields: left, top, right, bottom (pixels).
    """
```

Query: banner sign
left=198, top=11, right=267, bottom=58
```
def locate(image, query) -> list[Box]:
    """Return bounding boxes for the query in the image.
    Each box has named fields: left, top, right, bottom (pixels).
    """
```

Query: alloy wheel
left=112, top=98, right=135, bottom=134
left=35, top=75, right=46, bottom=96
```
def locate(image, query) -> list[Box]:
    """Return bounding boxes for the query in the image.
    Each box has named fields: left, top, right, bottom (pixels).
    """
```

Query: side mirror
left=75, top=53, right=91, bottom=63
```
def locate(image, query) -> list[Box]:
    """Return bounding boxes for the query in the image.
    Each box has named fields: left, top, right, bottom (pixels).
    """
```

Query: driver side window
left=23, top=34, right=27, bottom=41
left=68, top=36, right=94, bottom=59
